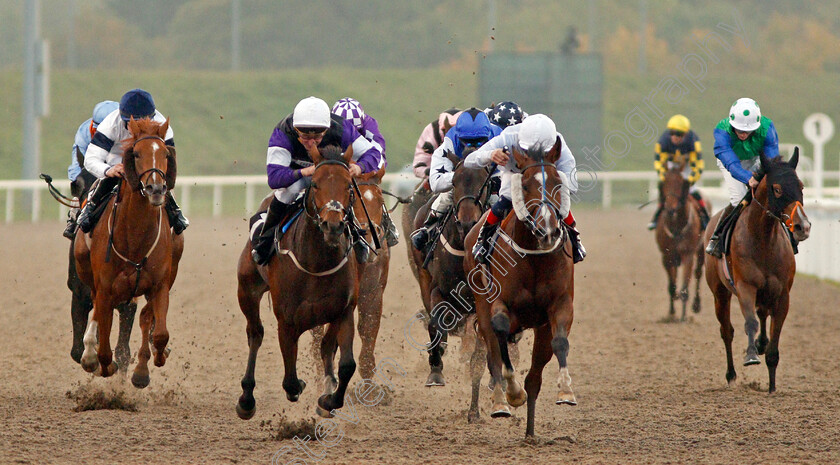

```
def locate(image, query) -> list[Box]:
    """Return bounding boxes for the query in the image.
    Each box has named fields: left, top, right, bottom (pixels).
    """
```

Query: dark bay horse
left=74, top=118, right=184, bottom=388
left=236, top=145, right=360, bottom=420
left=411, top=150, right=489, bottom=387
left=310, top=167, right=390, bottom=380
left=655, top=159, right=706, bottom=321
left=464, top=143, right=576, bottom=437
left=704, top=149, right=810, bottom=393
left=66, top=148, right=137, bottom=370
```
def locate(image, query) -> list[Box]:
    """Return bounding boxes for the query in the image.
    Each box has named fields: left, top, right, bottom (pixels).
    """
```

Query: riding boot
left=691, top=191, right=711, bottom=230
left=350, top=223, right=370, bottom=264
left=410, top=210, right=442, bottom=251
left=705, top=204, right=736, bottom=258
left=381, top=209, right=400, bottom=247
left=251, top=198, right=290, bottom=265
left=647, top=204, right=663, bottom=230
left=787, top=229, right=799, bottom=255
left=78, top=178, right=118, bottom=233
left=472, top=221, right=499, bottom=265
left=63, top=206, right=79, bottom=239
left=568, top=226, right=586, bottom=263
left=165, top=192, right=189, bottom=235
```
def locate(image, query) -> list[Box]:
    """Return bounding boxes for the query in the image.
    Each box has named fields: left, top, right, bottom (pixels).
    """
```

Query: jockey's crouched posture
left=77, top=89, right=189, bottom=235
left=251, top=96, right=382, bottom=266
left=465, top=114, right=586, bottom=264
left=410, top=108, right=501, bottom=251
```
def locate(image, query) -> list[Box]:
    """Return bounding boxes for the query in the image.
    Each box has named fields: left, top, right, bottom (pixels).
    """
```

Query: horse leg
left=523, top=324, right=554, bottom=437
left=92, top=293, right=118, bottom=377
left=712, top=285, right=737, bottom=385
left=114, top=299, right=138, bottom=375
left=319, top=320, right=340, bottom=401
left=425, top=287, right=448, bottom=387
left=357, top=267, right=384, bottom=379
left=477, top=300, right=508, bottom=417
left=236, top=283, right=265, bottom=420
left=664, top=258, right=677, bottom=318
left=278, top=322, right=306, bottom=402
left=460, top=313, right=477, bottom=363
left=148, top=289, right=170, bottom=368
left=467, top=328, right=487, bottom=423
left=490, top=303, right=526, bottom=408
left=69, top=283, right=93, bottom=364
left=318, top=308, right=356, bottom=415
left=679, top=254, right=694, bottom=321
left=755, top=307, right=769, bottom=356
left=309, top=325, right=325, bottom=376
left=765, top=293, right=789, bottom=394
left=132, top=301, right=154, bottom=388
left=692, top=245, right=704, bottom=314
left=734, top=285, right=761, bottom=366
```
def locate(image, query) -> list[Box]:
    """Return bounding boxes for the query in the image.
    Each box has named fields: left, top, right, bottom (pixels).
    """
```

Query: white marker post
left=802, top=113, right=834, bottom=199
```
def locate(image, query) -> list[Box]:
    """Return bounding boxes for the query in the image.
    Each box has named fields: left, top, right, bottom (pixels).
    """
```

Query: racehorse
left=704, top=149, right=810, bottom=393
left=464, top=142, right=576, bottom=437
left=654, top=158, right=706, bottom=321
left=402, top=178, right=433, bottom=282
left=411, top=149, right=489, bottom=387
left=74, top=118, right=184, bottom=388
left=236, top=145, right=360, bottom=420
left=310, top=167, right=390, bottom=380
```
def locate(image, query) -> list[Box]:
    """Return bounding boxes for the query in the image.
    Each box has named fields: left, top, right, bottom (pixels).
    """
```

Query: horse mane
left=523, top=144, right=547, bottom=163
left=120, top=118, right=164, bottom=153
left=320, top=145, right=346, bottom=163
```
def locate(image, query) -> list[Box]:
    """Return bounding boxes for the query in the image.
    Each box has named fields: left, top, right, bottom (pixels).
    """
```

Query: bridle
left=130, top=135, right=169, bottom=197
left=519, top=162, right=564, bottom=239
left=750, top=184, right=803, bottom=233
left=304, top=159, right=354, bottom=228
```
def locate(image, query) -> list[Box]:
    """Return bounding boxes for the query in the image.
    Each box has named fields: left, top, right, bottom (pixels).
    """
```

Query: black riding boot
left=251, top=198, right=290, bottom=265
left=647, top=204, right=663, bottom=230
left=568, top=224, right=586, bottom=263
left=705, top=204, right=736, bottom=258
left=410, top=210, right=442, bottom=251
left=350, top=222, right=370, bottom=264
left=63, top=206, right=79, bottom=239
left=472, top=221, right=499, bottom=265
left=78, top=178, right=119, bottom=233
left=165, top=193, right=189, bottom=234
left=381, top=209, right=400, bottom=247
left=787, top=229, right=799, bottom=255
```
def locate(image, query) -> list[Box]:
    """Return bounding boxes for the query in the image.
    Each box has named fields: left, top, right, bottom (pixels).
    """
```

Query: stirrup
left=705, top=237, right=722, bottom=258
left=647, top=221, right=657, bottom=231
left=410, top=228, right=429, bottom=251
left=63, top=220, right=78, bottom=239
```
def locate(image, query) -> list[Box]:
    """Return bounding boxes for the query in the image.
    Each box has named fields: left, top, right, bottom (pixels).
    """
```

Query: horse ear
left=123, top=148, right=141, bottom=191
left=158, top=118, right=170, bottom=140
left=512, top=146, right=529, bottom=170
left=545, top=136, right=562, bottom=164
left=759, top=152, right=770, bottom=174
left=165, top=146, right=177, bottom=190
left=442, top=117, right=453, bottom=136
left=127, top=117, right=140, bottom=135
left=445, top=150, right=459, bottom=166
left=308, top=144, right=323, bottom=165
left=343, top=144, right=354, bottom=165
left=789, top=146, right=799, bottom=170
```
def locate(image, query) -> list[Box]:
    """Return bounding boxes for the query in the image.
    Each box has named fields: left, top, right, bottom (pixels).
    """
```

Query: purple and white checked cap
left=332, top=98, right=366, bottom=131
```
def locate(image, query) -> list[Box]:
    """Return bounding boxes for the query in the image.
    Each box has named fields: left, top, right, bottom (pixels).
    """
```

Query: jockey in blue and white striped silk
left=332, top=98, right=399, bottom=247
left=250, top=96, right=383, bottom=265
left=465, top=114, right=586, bottom=264
left=76, top=88, right=189, bottom=236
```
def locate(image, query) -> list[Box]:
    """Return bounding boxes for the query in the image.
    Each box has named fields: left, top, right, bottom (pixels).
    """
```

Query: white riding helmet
left=293, top=96, right=331, bottom=128
left=728, top=98, right=761, bottom=132
left=518, top=114, right=557, bottom=151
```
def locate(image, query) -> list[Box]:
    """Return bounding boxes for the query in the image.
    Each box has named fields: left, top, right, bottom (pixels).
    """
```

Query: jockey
left=647, top=114, right=710, bottom=230
left=251, top=96, right=382, bottom=265
left=705, top=97, right=781, bottom=257
left=63, top=99, right=119, bottom=239
left=465, top=114, right=586, bottom=264
left=410, top=108, right=501, bottom=251
left=412, top=108, right=462, bottom=180
left=484, top=100, right=527, bottom=129
left=331, top=97, right=399, bottom=247
left=77, top=89, right=189, bottom=235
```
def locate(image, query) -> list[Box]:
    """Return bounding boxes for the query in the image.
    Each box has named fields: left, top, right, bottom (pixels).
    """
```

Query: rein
left=131, top=135, right=169, bottom=197
left=750, top=186, right=801, bottom=233
left=39, top=173, right=80, bottom=208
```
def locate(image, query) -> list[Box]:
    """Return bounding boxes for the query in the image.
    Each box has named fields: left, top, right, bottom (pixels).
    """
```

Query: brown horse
left=704, top=149, right=810, bottom=393
left=464, top=143, right=576, bottom=437
left=310, top=167, right=390, bottom=380
left=74, top=118, right=184, bottom=388
left=655, top=159, right=706, bottom=321
left=236, top=145, right=360, bottom=420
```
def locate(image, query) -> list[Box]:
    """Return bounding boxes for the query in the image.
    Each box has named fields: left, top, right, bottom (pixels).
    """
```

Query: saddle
left=84, top=183, right=121, bottom=232
left=248, top=196, right=305, bottom=246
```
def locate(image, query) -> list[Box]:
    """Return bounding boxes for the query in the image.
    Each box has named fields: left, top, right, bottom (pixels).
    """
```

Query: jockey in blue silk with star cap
left=410, top=108, right=502, bottom=250
left=705, top=97, right=782, bottom=257
left=331, top=97, right=399, bottom=247
left=250, top=96, right=383, bottom=265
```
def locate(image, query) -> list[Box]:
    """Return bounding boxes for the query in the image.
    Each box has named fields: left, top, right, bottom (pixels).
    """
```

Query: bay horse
left=654, top=158, right=706, bottom=321
left=236, top=145, right=359, bottom=420
left=66, top=148, right=137, bottom=370
left=411, top=149, right=488, bottom=387
left=74, top=118, right=184, bottom=388
left=704, top=149, right=810, bottom=393
left=310, top=167, right=390, bottom=380
left=464, top=143, right=576, bottom=437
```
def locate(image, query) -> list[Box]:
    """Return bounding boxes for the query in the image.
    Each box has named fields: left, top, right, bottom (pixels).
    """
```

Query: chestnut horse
left=655, top=159, right=706, bottom=321
left=464, top=143, right=576, bottom=437
left=704, top=149, right=810, bottom=393
left=74, top=118, right=183, bottom=388
left=236, top=145, right=359, bottom=420
left=411, top=150, right=489, bottom=387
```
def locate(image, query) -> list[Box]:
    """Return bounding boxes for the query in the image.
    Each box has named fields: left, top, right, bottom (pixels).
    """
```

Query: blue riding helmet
left=119, top=89, right=156, bottom=122
left=454, top=108, right=494, bottom=150
left=92, top=100, right=119, bottom=125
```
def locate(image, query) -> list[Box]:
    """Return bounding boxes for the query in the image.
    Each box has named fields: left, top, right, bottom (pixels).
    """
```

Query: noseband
left=520, top=162, right=563, bottom=239
left=305, top=159, right=354, bottom=226
left=750, top=186, right=803, bottom=233
left=131, top=135, right=168, bottom=197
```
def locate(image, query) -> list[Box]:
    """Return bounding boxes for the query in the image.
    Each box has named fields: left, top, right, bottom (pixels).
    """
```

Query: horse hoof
left=236, top=402, right=256, bottom=420
left=425, top=372, right=445, bottom=387
left=285, top=379, right=306, bottom=402
left=506, top=390, right=527, bottom=408
left=692, top=300, right=701, bottom=314
left=80, top=351, right=98, bottom=373
left=101, top=361, right=119, bottom=377
left=743, top=356, right=761, bottom=366
left=467, top=411, right=482, bottom=424
left=318, top=393, right=343, bottom=414
left=556, top=391, right=578, bottom=406
left=131, top=372, right=150, bottom=389
left=490, top=404, right=511, bottom=418
left=315, top=405, right=334, bottom=419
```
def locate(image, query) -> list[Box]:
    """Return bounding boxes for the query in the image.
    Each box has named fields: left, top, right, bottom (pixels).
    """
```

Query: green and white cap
left=728, top=97, right=761, bottom=132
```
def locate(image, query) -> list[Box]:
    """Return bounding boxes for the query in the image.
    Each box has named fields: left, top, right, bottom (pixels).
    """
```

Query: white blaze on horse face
left=363, top=189, right=374, bottom=202
left=149, top=141, right=163, bottom=184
